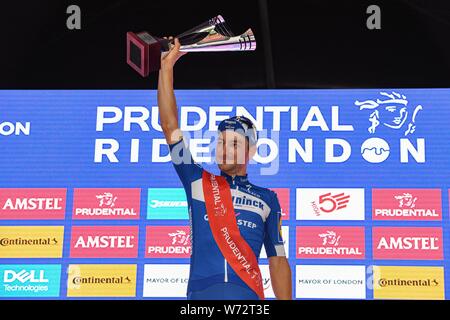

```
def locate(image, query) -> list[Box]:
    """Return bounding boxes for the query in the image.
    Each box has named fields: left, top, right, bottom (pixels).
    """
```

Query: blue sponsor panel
left=0, top=265, right=61, bottom=298
left=147, top=188, right=189, bottom=220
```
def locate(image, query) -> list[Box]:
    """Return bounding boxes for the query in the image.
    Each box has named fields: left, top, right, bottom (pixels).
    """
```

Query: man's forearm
left=269, top=257, right=292, bottom=300
left=157, top=68, right=181, bottom=144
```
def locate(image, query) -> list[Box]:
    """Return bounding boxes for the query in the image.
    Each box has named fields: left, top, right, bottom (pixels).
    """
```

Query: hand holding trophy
left=126, top=15, right=256, bottom=77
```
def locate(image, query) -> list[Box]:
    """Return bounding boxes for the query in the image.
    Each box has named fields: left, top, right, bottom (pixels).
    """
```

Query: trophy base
left=126, top=32, right=170, bottom=77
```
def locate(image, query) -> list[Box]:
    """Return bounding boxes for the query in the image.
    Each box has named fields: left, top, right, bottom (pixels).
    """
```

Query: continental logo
left=67, top=264, right=136, bottom=297
left=0, top=226, right=64, bottom=258
left=373, top=266, right=444, bottom=300
left=72, top=275, right=132, bottom=285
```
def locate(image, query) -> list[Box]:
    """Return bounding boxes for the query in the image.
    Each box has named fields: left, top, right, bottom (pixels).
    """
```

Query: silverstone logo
left=0, top=265, right=61, bottom=297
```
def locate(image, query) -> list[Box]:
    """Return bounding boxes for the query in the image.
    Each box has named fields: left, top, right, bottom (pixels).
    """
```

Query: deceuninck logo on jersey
left=73, top=188, right=140, bottom=220
left=146, top=226, right=191, bottom=258
left=0, top=264, right=61, bottom=297
left=372, top=189, right=441, bottom=221
left=296, top=265, right=366, bottom=299
left=0, top=188, right=66, bottom=220
left=296, top=226, right=365, bottom=259
left=70, top=226, right=139, bottom=258
left=0, top=226, right=64, bottom=258
left=270, top=188, right=289, bottom=220
left=147, top=188, right=188, bottom=220
left=260, top=226, right=289, bottom=259
left=296, top=188, right=365, bottom=220
left=143, top=264, right=189, bottom=298
left=67, top=264, right=137, bottom=297
left=372, top=227, right=443, bottom=260
left=373, top=266, right=445, bottom=300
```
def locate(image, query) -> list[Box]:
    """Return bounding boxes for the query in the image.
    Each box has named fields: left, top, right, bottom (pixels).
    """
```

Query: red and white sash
left=202, top=170, right=264, bottom=300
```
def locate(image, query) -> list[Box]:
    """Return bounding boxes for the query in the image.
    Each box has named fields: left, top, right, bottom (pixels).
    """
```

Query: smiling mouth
left=393, top=117, right=403, bottom=124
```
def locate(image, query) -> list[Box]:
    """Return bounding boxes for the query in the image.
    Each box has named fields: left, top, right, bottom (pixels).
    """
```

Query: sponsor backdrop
left=0, top=89, right=449, bottom=300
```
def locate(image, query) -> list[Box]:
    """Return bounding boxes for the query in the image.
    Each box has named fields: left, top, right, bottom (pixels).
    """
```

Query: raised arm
left=157, top=37, right=187, bottom=144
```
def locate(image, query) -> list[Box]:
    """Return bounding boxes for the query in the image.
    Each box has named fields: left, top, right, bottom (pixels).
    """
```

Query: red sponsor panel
left=0, top=188, right=66, bottom=220
left=270, top=188, right=290, bottom=220
left=372, top=189, right=442, bottom=221
left=296, top=226, right=365, bottom=259
left=73, top=188, right=140, bottom=220
left=372, top=227, right=443, bottom=260
left=70, top=226, right=139, bottom=258
left=145, top=226, right=191, bottom=258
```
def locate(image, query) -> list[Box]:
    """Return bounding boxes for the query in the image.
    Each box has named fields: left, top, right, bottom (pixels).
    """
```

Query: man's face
left=215, top=130, right=249, bottom=172
left=380, top=105, right=408, bottom=128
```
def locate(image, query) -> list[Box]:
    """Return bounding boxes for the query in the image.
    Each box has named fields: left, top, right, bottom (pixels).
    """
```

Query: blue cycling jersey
left=168, top=138, right=285, bottom=296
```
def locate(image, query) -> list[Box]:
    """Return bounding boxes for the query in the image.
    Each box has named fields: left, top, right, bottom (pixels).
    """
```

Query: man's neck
left=222, top=165, right=247, bottom=177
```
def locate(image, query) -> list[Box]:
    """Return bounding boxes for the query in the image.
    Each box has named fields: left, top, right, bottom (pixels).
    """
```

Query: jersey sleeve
left=168, top=137, right=203, bottom=189
left=263, top=191, right=286, bottom=257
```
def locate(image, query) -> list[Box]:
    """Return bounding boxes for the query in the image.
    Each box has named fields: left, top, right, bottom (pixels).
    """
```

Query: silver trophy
left=126, top=15, right=256, bottom=77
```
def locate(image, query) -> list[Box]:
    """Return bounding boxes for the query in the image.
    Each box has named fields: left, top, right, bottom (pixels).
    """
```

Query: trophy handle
left=179, top=28, right=256, bottom=52
left=175, top=15, right=233, bottom=44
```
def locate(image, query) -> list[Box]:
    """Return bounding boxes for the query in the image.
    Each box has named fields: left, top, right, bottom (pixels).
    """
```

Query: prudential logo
left=0, top=265, right=61, bottom=297
left=356, top=91, right=425, bottom=163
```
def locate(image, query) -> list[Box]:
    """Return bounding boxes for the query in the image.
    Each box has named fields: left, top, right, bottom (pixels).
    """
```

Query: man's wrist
left=160, top=65, right=174, bottom=74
